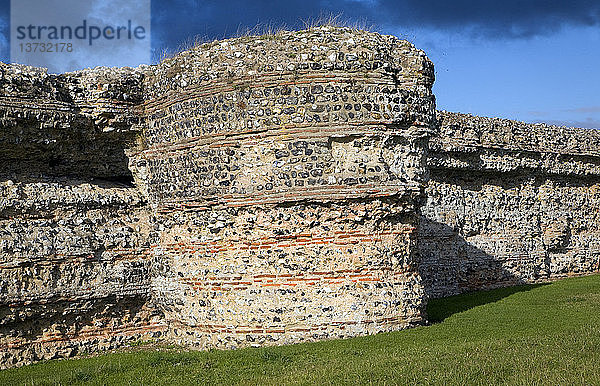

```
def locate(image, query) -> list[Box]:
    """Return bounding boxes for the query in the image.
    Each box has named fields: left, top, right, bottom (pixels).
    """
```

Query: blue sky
left=0, top=0, right=599, bottom=128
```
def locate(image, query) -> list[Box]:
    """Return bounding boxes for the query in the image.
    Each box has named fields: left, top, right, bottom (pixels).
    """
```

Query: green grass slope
left=3, top=274, right=600, bottom=385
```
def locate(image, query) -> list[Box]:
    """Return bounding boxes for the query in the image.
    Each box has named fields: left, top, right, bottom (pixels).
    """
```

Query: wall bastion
left=138, top=26, right=436, bottom=350
left=1, top=27, right=598, bottom=368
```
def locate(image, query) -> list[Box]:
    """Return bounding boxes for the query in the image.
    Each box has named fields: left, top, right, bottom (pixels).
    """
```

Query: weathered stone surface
left=1, top=28, right=599, bottom=369
left=0, top=63, right=145, bottom=180
left=140, top=27, right=435, bottom=349
left=0, top=65, right=163, bottom=369
left=420, top=111, right=600, bottom=298
left=1, top=27, right=435, bottom=368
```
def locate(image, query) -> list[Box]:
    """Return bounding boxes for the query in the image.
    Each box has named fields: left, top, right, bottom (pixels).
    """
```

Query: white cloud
left=10, top=0, right=150, bottom=73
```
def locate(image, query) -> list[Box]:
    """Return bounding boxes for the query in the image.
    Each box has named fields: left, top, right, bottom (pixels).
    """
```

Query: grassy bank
left=3, top=274, right=600, bottom=385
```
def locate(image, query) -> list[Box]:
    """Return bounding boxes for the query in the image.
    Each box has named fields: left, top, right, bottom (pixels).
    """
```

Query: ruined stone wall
left=4, top=27, right=600, bottom=369
left=420, top=111, right=600, bottom=298
left=137, top=27, right=436, bottom=349
left=0, top=64, right=164, bottom=368
left=0, top=27, right=437, bottom=367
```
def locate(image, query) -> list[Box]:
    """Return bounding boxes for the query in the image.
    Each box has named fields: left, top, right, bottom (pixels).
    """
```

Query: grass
left=156, top=13, right=374, bottom=62
left=3, top=274, right=600, bottom=385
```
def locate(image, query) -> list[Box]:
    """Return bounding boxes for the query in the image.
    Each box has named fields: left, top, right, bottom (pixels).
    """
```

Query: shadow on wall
left=417, top=214, right=554, bottom=322
left=418, top=217, right=537, bottom=297
left=0, top=295, right=156, bottom=367
left=419, top=216, right=552, bottom=322
left=418, top=167, right=600, bottom=310
left=0, top=116, right=138, bottom=184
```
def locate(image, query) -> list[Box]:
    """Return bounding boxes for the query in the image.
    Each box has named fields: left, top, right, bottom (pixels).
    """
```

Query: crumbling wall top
left=145, top=27, right=434, bottom=98
left=436, top=111, right=600, bottom=157
left=0, top=63, right=146, bottom=104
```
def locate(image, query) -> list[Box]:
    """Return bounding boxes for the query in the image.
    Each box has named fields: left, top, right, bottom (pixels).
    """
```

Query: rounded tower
left=135, top=26, right=436, bottom=348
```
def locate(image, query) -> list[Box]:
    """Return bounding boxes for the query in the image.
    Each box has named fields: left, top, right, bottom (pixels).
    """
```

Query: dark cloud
left=151, top=0, right=600, bottom=57
left=376, top=0, right=600, bottom=37
left=0, top=1, right=598, bottom=62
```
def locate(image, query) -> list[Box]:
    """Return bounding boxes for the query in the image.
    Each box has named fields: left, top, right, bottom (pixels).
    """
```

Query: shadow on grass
left=426, top=283, right=549, bottom=323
